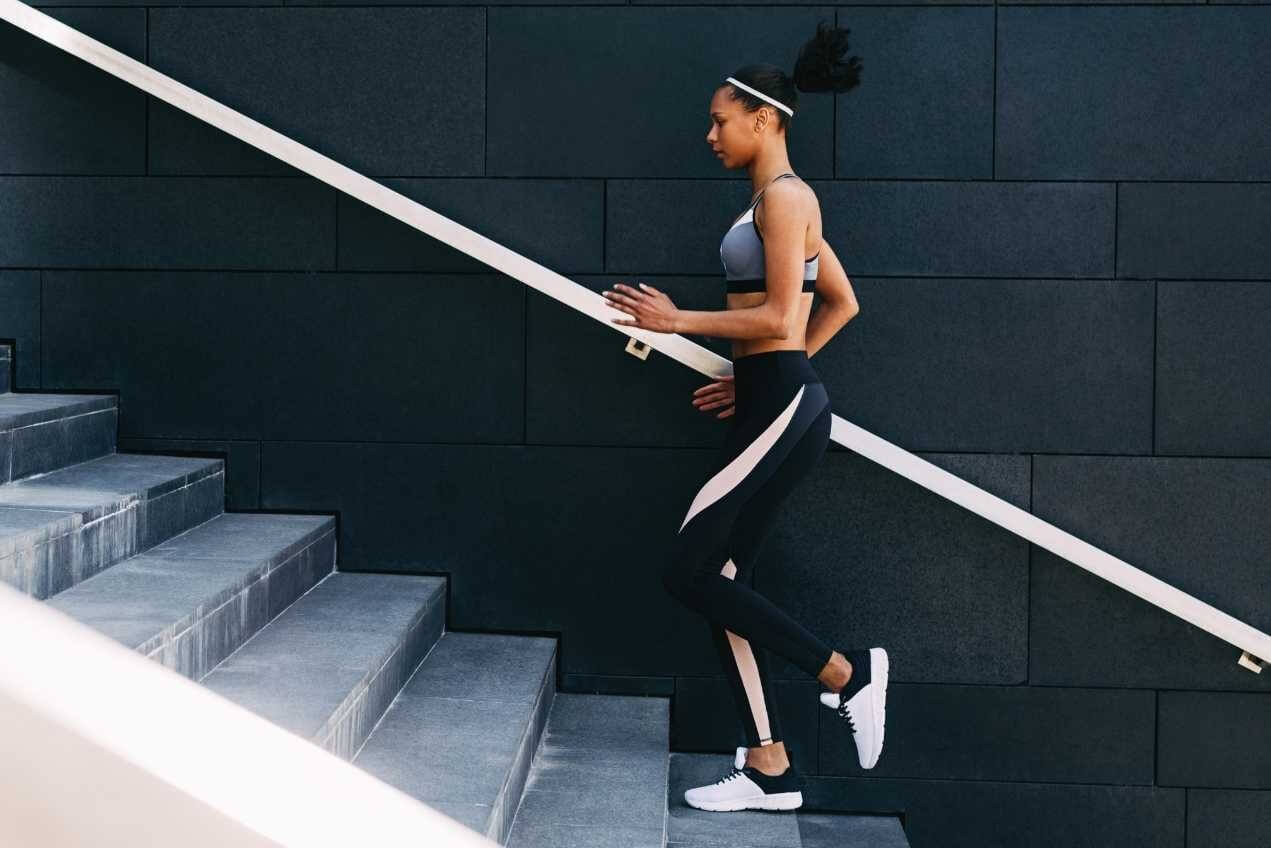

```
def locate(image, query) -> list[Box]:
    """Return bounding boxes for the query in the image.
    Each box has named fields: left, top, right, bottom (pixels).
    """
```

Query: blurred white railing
left=0, top=582, right=498, bottom=847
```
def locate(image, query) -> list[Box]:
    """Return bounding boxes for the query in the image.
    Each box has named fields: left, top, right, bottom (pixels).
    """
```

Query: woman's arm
left=805, top=239, right=859, bottom=358
left=603, top=187, right=841, bottom=344
left=675, top=303, right=786, bottom=339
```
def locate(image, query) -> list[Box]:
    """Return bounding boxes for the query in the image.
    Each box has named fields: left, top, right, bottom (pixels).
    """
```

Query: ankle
left=820, top=650, right=853, bottom=693
left=746, top=745, right=791, bottom=775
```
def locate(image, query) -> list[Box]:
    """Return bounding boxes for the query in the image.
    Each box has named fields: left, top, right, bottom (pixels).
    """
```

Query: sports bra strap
left=751, top=172, right=800, bottom=241
left=751, top=172, right=797, bottom=207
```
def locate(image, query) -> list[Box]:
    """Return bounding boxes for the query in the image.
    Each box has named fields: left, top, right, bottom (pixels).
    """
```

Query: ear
left=752, top=110, right=764, bottom=134
left=754, top=105, right=774, bottom=133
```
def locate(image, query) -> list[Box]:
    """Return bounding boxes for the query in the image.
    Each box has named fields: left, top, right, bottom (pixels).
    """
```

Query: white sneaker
left=820, top=647, right=888, bottom=769
left=683, top=755, right=804, bottom=812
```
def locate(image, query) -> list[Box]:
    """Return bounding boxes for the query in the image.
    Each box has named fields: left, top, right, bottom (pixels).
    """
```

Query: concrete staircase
left=1, top=339, right=909, bottom=846
left=668, top=752, right=910, bottom=848
left=507, top=693, right=670, bottom=847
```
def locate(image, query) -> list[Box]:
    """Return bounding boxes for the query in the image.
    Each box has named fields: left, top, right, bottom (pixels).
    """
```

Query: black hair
left=724, top=19, right=862, bottom=133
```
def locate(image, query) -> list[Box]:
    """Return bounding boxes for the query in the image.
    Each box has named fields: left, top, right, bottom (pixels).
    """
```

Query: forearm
left=805, top=301, right=857, bottom=358
left=677, top=304, right=784, bottom=340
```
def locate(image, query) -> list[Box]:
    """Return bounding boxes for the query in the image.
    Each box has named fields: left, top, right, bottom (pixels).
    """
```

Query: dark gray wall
left=3, top=3, right=1269, bottom=846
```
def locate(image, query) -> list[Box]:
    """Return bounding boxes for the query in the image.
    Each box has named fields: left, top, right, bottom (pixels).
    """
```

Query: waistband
left=731, top=349, right=821, bottom=387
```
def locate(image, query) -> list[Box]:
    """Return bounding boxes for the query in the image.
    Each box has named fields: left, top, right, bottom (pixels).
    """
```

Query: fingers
left=691, top=372, right=737, bottom=417
left=692, top=388, right=731, bottom=405
left=605, top=283, right=645, bottom=302
left=694, top=388, right=735, bottom=409
left=693, top=375, right=735, bottom=395
left=602, top=286, right=644, bottom=329
left=603, top=291, right=636, bottom=308
left=602, top=288, right=636, bottom=326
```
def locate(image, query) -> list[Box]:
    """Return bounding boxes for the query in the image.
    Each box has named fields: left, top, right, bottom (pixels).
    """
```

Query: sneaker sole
left=865, top=647, right=889, bottom=769
left=685, top=790, right=804, bottom=812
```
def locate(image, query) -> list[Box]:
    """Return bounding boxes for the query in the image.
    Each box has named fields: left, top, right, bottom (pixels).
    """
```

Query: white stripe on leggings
left=719, top=557, right=772, bottom=745
left=678, top=384, right=805, bottom=534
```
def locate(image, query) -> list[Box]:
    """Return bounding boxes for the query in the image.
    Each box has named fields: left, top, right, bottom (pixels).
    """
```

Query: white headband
left=725, top=76, right=794, bottom=117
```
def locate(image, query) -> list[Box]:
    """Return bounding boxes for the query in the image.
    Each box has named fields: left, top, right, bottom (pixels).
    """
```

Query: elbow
left=837, top=297, right=860, bottom=321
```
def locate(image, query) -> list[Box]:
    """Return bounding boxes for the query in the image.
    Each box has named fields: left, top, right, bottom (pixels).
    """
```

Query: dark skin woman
left=600, top=78, right=861, bottom=778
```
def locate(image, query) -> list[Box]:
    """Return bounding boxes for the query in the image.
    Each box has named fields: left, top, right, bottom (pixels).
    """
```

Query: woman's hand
left=692, top=374, right=736, bottom=419
left=601, top=282, right=681, bottom=333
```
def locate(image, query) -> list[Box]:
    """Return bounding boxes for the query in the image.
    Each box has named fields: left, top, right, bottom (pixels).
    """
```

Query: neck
left=747, top=145, right=794, bottom=192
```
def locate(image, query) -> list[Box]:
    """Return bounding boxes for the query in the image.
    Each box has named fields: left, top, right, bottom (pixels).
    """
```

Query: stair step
left=0, top=452, right=224, bottom=599
left=46, top=512, right=335, bottom=680
left=506, top=692, right=670, bottom=848
left=352, top=631, right=557, bottom=844
left=668, top=753, right=910, bottom=848
left=0, top=391, right=117, bottom=485
left=199, top=571, right=445, bottom=760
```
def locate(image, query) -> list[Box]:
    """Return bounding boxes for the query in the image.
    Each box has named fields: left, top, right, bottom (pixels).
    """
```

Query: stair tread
left=1, top=452, right=228, bottom=598
left=0, top=505, right=77, bottom=548
left=0, top=391, right=116, bottom=428
left=353, top=631, right=557, bottom=837
left=46, top=512, right=334, bottom=652
left=200, top=571, right=445, bottom=742
left=668, top=752, right=910, bottom=848
left=506, top=692, right=670, bottom=848
left=0, top=451, right=222, bottom=515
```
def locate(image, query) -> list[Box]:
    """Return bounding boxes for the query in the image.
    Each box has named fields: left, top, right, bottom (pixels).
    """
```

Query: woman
left=600, top=21, right=887, bottom=813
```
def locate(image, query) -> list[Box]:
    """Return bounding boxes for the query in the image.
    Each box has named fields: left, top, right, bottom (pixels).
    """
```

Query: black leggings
left=661, top=349, right=835, bottom=749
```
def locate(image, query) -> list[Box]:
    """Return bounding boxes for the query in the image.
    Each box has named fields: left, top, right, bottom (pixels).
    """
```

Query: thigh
left=677, top=381, right=830, bottom=539
left=727, top=402, right=831, bottom=585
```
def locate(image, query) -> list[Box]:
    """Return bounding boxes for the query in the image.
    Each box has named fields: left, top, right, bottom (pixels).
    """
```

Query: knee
left=660, top=560, right=699, bottom=605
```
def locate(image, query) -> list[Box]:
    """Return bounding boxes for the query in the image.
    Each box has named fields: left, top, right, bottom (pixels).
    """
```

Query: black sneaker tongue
left=837, top=649, right=872, bottom=702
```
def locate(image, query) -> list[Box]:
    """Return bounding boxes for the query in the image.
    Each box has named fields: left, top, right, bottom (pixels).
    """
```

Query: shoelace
left=713, top=766, right=746, bottom=786
left=835, top=694, right=857, bottom=733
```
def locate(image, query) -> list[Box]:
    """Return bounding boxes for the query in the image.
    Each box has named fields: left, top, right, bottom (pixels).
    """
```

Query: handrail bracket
left=625, top=337, right=652, bottom=360
left=1237, top=651, right=1264, bottom=674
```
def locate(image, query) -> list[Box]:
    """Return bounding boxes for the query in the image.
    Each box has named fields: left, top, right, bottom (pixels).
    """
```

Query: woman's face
left=706, top=87, right=762, bottom=169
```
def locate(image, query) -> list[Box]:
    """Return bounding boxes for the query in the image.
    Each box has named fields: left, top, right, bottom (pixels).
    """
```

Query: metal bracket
left=625, top=337, right=652, bottom=360
left=1237, top=651, right=1264, bottom=674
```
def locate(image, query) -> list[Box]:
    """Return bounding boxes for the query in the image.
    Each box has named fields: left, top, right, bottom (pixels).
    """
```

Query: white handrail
left=1, top=0, right=1265, bottom=674
left=0, top=582, right=498, bottom=848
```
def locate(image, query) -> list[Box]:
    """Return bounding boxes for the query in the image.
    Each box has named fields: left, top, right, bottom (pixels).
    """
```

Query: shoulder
left=756, top=178, right=816, bottom=219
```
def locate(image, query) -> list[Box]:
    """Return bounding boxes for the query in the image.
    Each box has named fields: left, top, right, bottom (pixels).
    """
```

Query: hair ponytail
left=723, top=19, right=861, bottom=133
left=793, top=19, right=862, bottom=95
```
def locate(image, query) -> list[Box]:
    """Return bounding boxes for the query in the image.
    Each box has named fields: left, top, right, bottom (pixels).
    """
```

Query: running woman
left=602, top=20, right=887, bottom=813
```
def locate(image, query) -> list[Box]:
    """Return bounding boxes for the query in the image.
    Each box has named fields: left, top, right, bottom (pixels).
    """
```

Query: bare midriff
left=727, top=291, right=816, bottom=359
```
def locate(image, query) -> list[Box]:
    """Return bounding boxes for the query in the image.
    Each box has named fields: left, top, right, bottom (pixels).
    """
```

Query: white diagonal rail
left=0, top=582, right=498, bottom=847
left=2, top=0, right=1265, bottom=675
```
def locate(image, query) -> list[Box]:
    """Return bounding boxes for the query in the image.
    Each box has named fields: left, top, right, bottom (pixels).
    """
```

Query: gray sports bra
left=719, top=173, right=819, bottom=294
